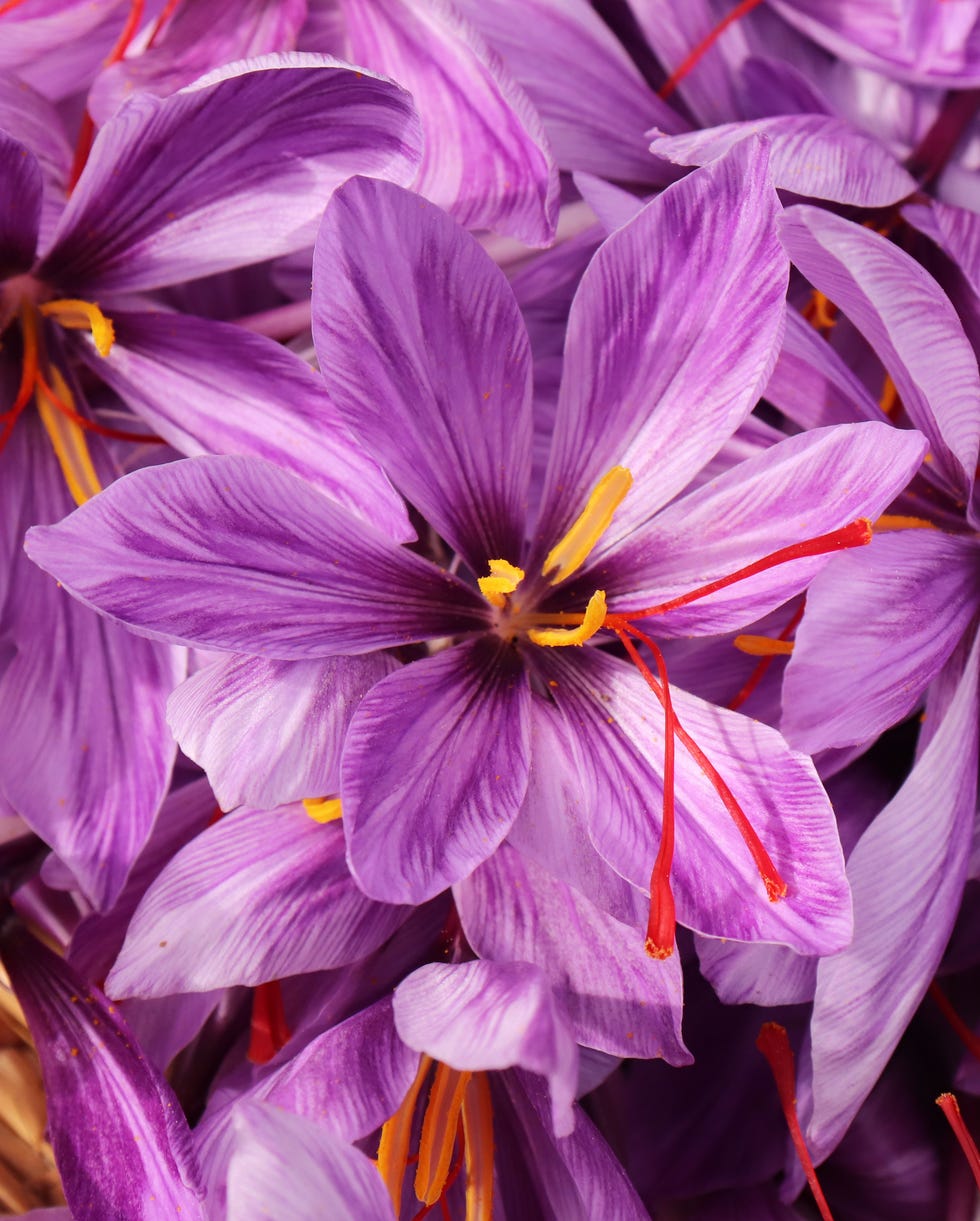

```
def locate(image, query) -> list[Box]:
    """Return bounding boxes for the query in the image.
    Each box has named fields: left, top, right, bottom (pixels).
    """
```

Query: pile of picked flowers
left=1, top=1, right=980, bottom=1218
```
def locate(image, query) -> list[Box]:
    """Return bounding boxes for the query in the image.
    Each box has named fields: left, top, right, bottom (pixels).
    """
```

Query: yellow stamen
left=803, top=289, right=838, bottom=333
left=35, top=366, right=102, bottom=506
left=878, top=373, right=900, bottom=420
left=39, top=298, right=115, bottom=356
left=734, top=634, right=795, bottom=658
left=874, top=514, right=938, bottom=531
left=528, top=589, right=606, bottom=647
left=461, top=1073, right=494, bottom=1221
left=377, top=1054, right=432, bottom=1212
left=415, top=1063, right=472, bottom=1205
left=302, top=797, right=342, bottom=823
left=478, top=558, right=525, bottom=608
left=542, top=465, right=632, bottom=585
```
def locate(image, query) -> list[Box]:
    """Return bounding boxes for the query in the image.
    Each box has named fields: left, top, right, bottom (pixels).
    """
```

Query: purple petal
left=90, top=310, right=412, bottom=540
left=394, top=960, right=579, bottom=1136
left=455, top=0, right=687, bottom=182
left=782, top=531, right=980, bottom=752
left=227, top=1102, right=395, bottom=1221
left=313, top=175, right=532, bottom=567
left=26, top=455, right=488, bottom=656
left=456, top=844, right=690, bottom=1063
left=797, top=631, right=980, bottom=1168
left=168, top=652, right=396, bottom=811
left=779, top=205, right=980, bottom=500
left=0, top=77, right=69, bottom=251
left=535, top=138, right=788, bottom=553
left=544, top=648, right=852, bottom=953
left=0, top=920, right=206, bottom=1220
left=107, top=806, right=412, bottom=996
left=41, top=55, right=423, bottom=292
left=695, top=937, right=818, bottom=1006
left=0, top=131, right=41, bottom=277
left=651, top=115, right=917, bottom=206
left=341, top=0, right=558, bottom=244
left=589, top=422, right=926, bottom=638
left=343, top=638, right=531, bottom=903
left=88, top=0, right=308, bottom=123
left=904, top=198, right=980, bottom=300
left=0, top=0, right=127, bottom=80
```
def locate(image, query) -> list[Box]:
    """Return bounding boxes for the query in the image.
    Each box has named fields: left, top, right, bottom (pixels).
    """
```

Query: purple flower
left=28, top=144, right=925, bottom=960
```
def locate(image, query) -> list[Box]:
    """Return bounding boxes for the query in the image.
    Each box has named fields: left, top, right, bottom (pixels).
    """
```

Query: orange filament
left=246, top=980, right=291, bottom=1065
left=878, top=374, right=901, bottom=420
left=733, top=634, right=794, bottom=657
left=461, top=1072, right=494, bottom=1221
left=35, top=365, right=103, bottom=505
left=756, top=1022, right=836, bottom=1221
left=615, top=628, right=677, bottom=959
left=937, top=1093, right=980, bottom=1191
left=874, top=514, right=937, bottom=531
left=929, top=982, right=980, bottom=1065
left=606, top=519, right=872, bottom=624
left=378, top=1055, right=433, bottom=1211
left=69, top=0, right=146, bottom=191
left=658, top=0, right=767, bottom=100
left=729, top=600, right=805, bottom=713
left=416, top=1064, right=472, bottom=1206
left=802, top=289, right=839, bottom=334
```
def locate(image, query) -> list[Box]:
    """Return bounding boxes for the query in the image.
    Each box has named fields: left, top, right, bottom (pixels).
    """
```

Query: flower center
left=377, top=1055, right=494, bottom=1220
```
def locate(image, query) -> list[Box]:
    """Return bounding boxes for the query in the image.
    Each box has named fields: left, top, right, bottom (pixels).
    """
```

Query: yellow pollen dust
left=478, top=558, right=525, bottom=608
left=302, top=796, right=342, bottom=823
left=39, top=298, right=115, bottom=357
left=528, top=589, right=607, bottom=647
left=542, top=465, right=632, bottom=584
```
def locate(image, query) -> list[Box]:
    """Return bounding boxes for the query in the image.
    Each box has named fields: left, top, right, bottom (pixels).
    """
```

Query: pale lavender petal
left=782, top=531, right=980, bottom=752
left=904, top=198, right=980, bottom=299
left=395, top=959, right=578, bottom=1136
left=313, top=175, right=532, bottom=567
left=0, top=0, right=126, bottom=76
left=797, top=632, right=980, bottom=1168
left=344, top=638, right=531, bottom=903
left=0, top=131, right=41, bottom=276
left=456, top=844, right=690, bottom=1063
left=587, top=422, right=926, bottom=638
left=544, top=648, right=852, bottom=953
left=456, top=0, right=687, bottom=182
left=107, top=806, right=412, bottom=996
left=42, top=54, right=423, bottom=292
left=227, top=1102, right=395, bottom=1221
left=122, top=991, right=224, bottom=1073
left=696, top=937, right=818, bottom=1006
left=341, top=0, right=558, bottom=244
left=651, top=115, right=917, bottom=206
left=780, top=205, right=980, bottom=499
left=168, top=652, right=396, bottom=811
left=765, top=305, right=882, bottom=430
left=0, top=920, right=206, bottom=1220
left=89, top=0, right=308, bottom=123
left=535, top=138, right=788, bottom=553
left=26, top=455, right=488, bottom=656
left=90, top=310, right=412, bottom=540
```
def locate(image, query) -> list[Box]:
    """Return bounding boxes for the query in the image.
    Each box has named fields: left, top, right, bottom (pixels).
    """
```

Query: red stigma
left=247, top=979, right=291, bottom=1065
left=756, top=1022, right=836, bottom=1221
left=929, top=981, right=980, bottom=1065
left=658, top=0, right=768, bottom=100
left=937, top=1092, right=980, bottom=1191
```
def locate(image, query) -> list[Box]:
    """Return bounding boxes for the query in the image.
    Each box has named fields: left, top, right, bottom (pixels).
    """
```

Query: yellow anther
left=377, top=1055, right=432, bottom=1212
left=40, top=298, right=115, bottom=356
left=478, top=558, right=525, bottom=608
left=416, top=1063, right=472, bottom=1206
left=733, top=634, right=795, bottom=658
left=35, top=366, right=102, bottom=507
left=874, top=514, right=938, bottom=532
left=542, top=466, right=632, bottom=584
left=302, top=797, right=342, bottom=823
left=528, top=589, right=606, bottom=647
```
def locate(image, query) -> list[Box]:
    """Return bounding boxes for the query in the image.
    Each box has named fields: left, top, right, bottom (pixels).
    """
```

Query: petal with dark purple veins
left=0, top=918, right=206, bottom=1220
left=0, top=131, right=41, bottom=277
left=456, top=844, right=690, bottom=1063
left=395, top=959, right=578, bottom=1136
left=41, top=55, right=423, bottom=292
left=344, top=637, right=531, bottom=904
left=535, top=138, right=788, bottom=555
left=107, top=806, right=412, bottom=996
left=26, top=455, right=488, bottom=657
left=168, top=652, right=397, bottom=812
left=313, top=175, right=533, bottom=568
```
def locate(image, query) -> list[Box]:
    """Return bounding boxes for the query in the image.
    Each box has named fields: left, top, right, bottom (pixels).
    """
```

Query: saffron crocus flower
left=27, top=143, right=926, bottom=962
left=0, top=55, right=421, bottom=906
